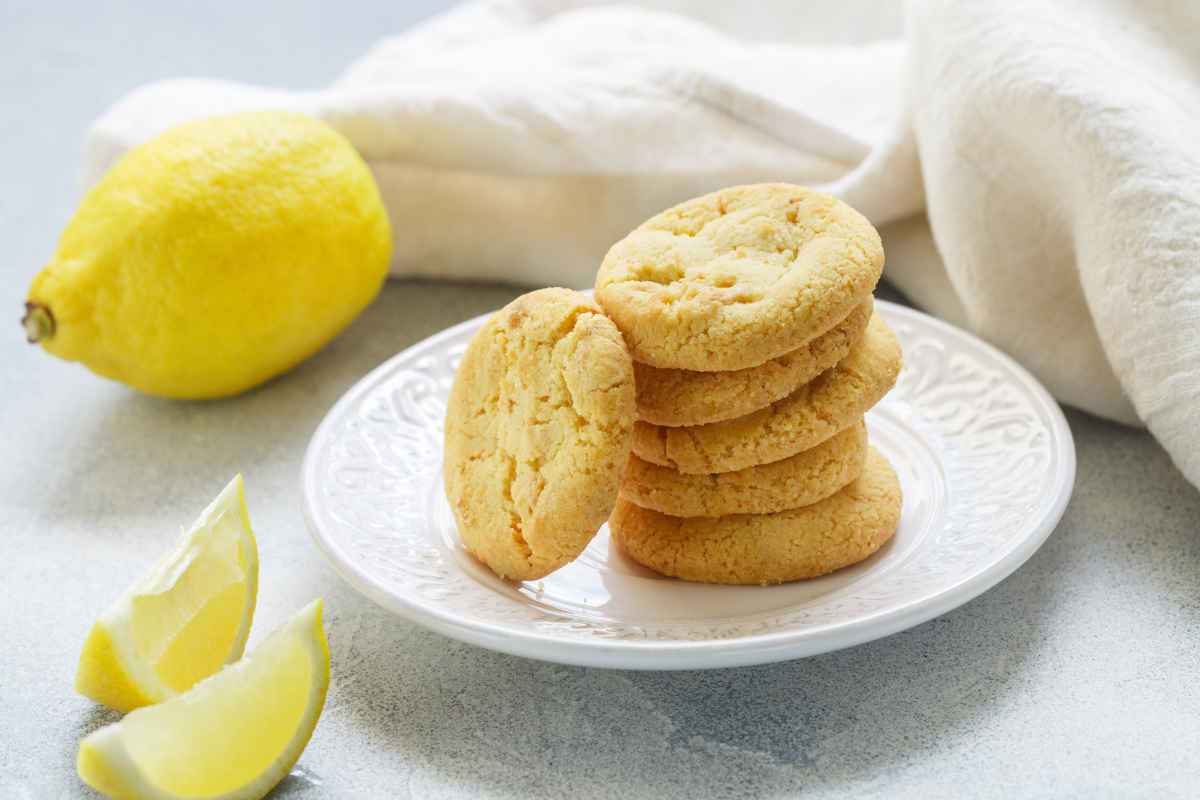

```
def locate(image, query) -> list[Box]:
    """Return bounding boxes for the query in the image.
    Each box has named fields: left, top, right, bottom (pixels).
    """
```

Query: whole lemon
left=23, top=111, right=391, bottom=398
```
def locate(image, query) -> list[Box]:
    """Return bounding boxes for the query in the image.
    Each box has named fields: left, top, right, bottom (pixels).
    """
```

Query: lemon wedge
left=78, top=599, right=330, bottom=800
left=76, top=475, right=259, bottom=712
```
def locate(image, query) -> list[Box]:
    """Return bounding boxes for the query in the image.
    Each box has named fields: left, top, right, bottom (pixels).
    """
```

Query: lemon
left=76, top=475, right=258, bottom=713
left=78, top=599, right=330, bottom=800
left=23, top=111, right=392, bottom=398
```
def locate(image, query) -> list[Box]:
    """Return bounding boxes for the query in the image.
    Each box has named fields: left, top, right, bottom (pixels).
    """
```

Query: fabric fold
left=83, top=0, right=1200, bottom=485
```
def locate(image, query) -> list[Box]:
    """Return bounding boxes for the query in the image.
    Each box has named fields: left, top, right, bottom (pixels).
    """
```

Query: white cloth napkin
left=85, top=0, right=1200, bottom=485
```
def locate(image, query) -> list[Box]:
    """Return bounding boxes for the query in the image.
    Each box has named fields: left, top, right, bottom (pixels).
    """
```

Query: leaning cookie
left=634, top=299, right=872, bottom=427
left=443, top=288, right=636, bottom=581
left=595, top=183, right=883, bottom=371
left=620, top=421, right=868, bottom=517
left=632, top=314, right=901, bottom=474
left=611, top=449, right=901, bottom=585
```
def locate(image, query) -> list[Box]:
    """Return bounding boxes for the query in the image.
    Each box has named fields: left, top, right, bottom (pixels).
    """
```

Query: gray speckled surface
left=2, top=3, right=1199, bottom=798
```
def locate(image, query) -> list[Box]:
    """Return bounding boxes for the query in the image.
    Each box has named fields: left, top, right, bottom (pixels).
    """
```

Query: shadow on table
left=22, top=280, right=525, bottom=526
left=334, top=502, right=1071, bottom=797
left=332, top=406, right=1200, bottom=798
left=337, top=562, right=1056, bottom=798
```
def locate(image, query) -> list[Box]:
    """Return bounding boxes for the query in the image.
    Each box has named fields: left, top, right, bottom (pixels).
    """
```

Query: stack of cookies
left=595, top=184, right=903, bottom=585
left=442, top=184, right=902, bottom=587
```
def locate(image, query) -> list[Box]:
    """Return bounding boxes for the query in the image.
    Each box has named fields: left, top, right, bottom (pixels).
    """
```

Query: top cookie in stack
left=595, top=183, right=883, bottom=373
left=595, top=184, right=903, bottom=585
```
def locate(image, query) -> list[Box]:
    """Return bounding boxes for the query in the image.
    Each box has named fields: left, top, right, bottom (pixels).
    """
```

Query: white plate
left=302, top=300, right=1075, bottom=670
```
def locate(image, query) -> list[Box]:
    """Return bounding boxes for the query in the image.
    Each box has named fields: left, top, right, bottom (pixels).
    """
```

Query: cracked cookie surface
left=621, top=421, right=867, bottom=517
left=595, top=183, right=883, bottom=371
left=611, top=448, right=901, bottom=585
left=631, top=314, right=900, bottom=474
left=443, top=288, right=636, bottom=581
left=635, top=299, right=872, bottom=427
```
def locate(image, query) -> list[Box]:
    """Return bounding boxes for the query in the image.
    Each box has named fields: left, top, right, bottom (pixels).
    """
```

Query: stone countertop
left=2, top=3, right=1198, bottom=798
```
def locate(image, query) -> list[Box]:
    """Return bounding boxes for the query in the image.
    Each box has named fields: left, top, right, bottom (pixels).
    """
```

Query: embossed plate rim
left=302, top=299, right=1075, bottom=669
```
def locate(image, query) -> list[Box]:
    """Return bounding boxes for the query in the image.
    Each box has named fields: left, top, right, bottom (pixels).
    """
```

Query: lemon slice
left=76, top=475, right=258, bottom=712
left=78, top=599, right=330, bottom=800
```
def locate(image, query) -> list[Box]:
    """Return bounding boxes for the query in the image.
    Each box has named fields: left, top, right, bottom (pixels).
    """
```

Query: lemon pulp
left=76, top=475, right=258, bottom=711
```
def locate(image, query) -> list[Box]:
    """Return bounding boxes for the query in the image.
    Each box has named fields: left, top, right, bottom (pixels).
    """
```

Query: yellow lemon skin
left=26, top=111, right=391, bottom=399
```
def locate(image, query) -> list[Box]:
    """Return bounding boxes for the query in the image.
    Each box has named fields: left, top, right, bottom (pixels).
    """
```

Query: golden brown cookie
left=634, top=299, right=872, bottom=426
left=631, top=314, right=901, bottom=474
left=595, top=184, right=884, bottom=371
left=620, top=421, right=867, bottom=517
left=443, top=288, right=636, bottom=581
left=610, top=449, right=901, bottom=585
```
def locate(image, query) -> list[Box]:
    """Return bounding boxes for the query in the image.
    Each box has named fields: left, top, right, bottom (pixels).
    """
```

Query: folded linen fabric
left=84, top=0, right=1200, bottom=485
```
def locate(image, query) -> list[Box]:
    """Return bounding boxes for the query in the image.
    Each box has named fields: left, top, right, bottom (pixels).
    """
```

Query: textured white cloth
left=86, top=1, right=1200, bottom=483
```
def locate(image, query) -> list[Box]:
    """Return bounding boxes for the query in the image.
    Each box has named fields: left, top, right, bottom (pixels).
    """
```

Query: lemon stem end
left=22, top=302, right=54, bottom=343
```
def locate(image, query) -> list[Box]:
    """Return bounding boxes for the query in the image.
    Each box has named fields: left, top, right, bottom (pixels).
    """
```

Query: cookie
left=631, top=313, right=901, bottom=474
left=443, top=288, right=636, bottom=581
left=595, top=183, right=884, bottom=371
left=621, top=421, right=868, bottom=517
left=634, top=299, right=872, bottom=426
left=610, top=448, right=901, bottom=585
